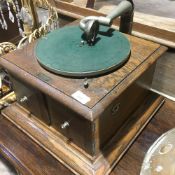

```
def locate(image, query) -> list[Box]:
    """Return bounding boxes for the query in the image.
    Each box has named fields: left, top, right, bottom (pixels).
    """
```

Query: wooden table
left=0, top=99, right=174, bottom=175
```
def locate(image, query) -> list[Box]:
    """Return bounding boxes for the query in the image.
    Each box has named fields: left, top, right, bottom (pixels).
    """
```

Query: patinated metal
left=79, top=0, right=134, bottom=44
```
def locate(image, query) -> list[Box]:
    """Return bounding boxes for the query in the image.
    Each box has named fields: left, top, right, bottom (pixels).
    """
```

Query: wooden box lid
left=0, top=33, right=167, bottom=121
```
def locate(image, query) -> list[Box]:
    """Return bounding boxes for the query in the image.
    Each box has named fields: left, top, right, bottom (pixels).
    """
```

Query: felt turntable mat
left=35, top=26, right=131, bottom=77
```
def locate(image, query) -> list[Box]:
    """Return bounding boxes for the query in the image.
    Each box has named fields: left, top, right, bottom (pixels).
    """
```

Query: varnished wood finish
left=44, top=63, right=156, bottom=155
left=0, top=116, right=73, bottom=175
left=1, top=93, right=164, bottom=175
left=10, top=76, right=51, bottom=125
left=112, top=99, right=175, bottom=175
left=1, top=99, right=175, bottom=175
left=1, top=34, right=166, bottom=111
left=0, top=31, right=167, bottom=156
left=0, top=18, right=167, bottom=175
left=46, top=96, right=94, bottom=155
left=96, top=64, right=156, bottom=151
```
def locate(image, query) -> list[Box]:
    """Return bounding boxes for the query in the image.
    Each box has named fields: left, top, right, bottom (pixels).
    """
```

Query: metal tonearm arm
left=79, top=0, right=134, bottom=44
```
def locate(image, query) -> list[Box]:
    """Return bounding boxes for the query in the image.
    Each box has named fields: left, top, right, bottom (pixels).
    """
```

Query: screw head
left=84, top=78, right=89, bottom=88
left=20, top=96, right=28, bottom=103
left=61, top=121, right=70, bottom=129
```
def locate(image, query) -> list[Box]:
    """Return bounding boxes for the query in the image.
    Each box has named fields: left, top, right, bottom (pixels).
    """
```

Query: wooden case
left=45, top=64, right=155, bottom=156
left=0, top=30, right=167, bottom=174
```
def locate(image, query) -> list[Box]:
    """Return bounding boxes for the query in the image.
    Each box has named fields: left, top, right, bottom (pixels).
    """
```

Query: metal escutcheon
left=111, top=103, right=120, bottom=115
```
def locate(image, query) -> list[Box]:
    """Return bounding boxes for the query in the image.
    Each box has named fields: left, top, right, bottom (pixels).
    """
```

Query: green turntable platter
left=35, top=25, right=131, bottom=77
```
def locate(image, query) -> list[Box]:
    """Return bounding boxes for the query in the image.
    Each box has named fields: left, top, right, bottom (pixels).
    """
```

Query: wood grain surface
left=0, top=116, right=73, bottom=175
left=111, top=99, right=175, bottom=175
left=1, top=36, right=161, bottom=108
left=0, top=93, right=164, bottom=175
left=1, top=99, right=175, bottom=175
left=0, top=34, right=167, bottom=146
left=98, top=6, right=175, bottom=33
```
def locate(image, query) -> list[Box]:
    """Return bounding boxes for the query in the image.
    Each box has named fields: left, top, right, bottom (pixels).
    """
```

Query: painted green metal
left=35, top=25, right=131, bottom=77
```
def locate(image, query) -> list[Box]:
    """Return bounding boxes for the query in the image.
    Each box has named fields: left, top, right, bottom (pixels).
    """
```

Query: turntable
left=0, top=1, right=167, bottom=175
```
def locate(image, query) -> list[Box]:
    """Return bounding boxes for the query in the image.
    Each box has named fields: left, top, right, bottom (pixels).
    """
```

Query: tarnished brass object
left=0, top=42, right=16, bottom=56
left=0, top=91, right=16, bottom=109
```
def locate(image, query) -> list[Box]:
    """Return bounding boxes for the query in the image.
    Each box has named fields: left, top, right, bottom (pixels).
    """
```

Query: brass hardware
left=61, top=121, right=70, bottom=129
left=84, top=78, right=89, bottom=88
left=0, top=91, right=16, bottom=109
left=20, top=96, right=28, bottom=103
left=0, top=42, right=16, bottom=56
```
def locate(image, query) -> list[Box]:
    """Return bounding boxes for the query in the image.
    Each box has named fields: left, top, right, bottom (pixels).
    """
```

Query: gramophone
left=0, top=1, right=167, bottom=174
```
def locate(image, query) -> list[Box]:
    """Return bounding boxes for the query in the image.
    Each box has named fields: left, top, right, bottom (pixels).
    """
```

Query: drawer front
left=11, top=76, right=50, bottom=125
left=98, top=64, right=156, bottom=149
left=46, top=96, right=94, bottom=155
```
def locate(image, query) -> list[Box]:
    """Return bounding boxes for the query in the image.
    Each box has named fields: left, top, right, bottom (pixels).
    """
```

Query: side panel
left=10, top=75, right=51, bottom=125
left=97, top=64, right=156, bottom=150
left=46, top=97, right=95, bottom=155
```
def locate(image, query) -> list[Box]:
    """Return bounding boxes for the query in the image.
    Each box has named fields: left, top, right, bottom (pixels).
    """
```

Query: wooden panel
left=98, top=64, right=156, bottom=149
left=1, top=93, right=164, bottom=175
left=0, top=116, right=73, bottom=175
left=46, top=96, right=94, bottom=155
left=1, top=95, right=175, bottom=175
left=46, top=64, right=155, bottom=155
left=1, top=98, right=175, bottom=175
left=10, top=76, right=51, bottom=125
left=111, top=99, right=175, bottom=175
left=0, top=32, right=163, bottom=109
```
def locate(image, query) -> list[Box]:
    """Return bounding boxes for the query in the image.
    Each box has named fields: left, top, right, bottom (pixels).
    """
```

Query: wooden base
left=1, top=92, right=164, bottom=175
